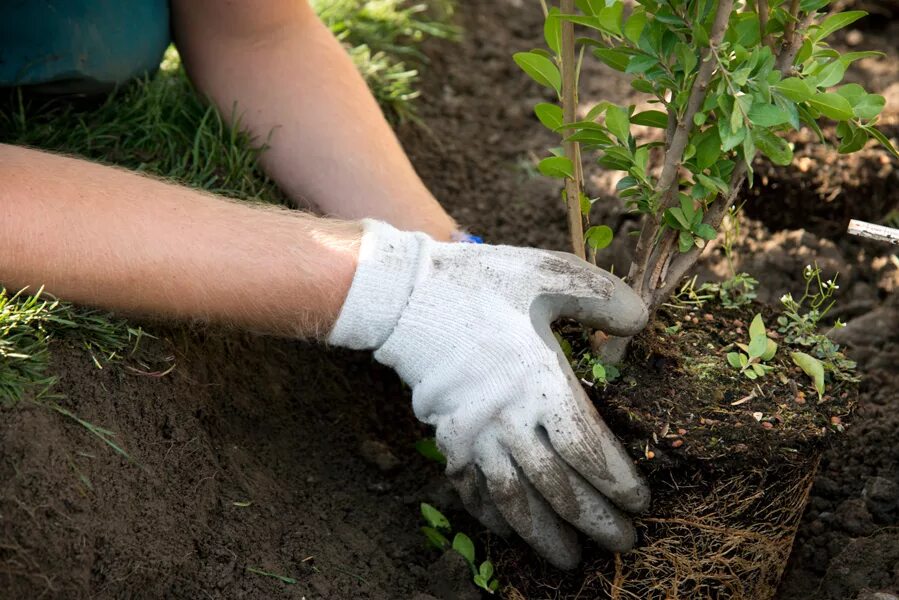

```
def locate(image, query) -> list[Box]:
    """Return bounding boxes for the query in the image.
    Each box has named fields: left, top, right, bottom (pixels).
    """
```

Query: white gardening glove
left=329, top=220, right=650, bottom=569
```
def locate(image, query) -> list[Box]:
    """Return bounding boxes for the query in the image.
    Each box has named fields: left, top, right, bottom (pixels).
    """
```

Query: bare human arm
left=0, top=144, right=360, bottom=337
left=0, top=144, right=650, bottom=568
left=170, top=0, right=458, bottom=241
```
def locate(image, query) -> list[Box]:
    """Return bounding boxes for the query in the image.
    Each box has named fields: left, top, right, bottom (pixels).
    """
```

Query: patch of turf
left=314, top=0, right=459, bottom=120
left=0, top=287, right=141, bottom=404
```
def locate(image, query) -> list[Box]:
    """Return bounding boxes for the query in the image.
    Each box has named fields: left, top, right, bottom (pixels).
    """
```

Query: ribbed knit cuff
left=327, top=219, right=425, bottom=351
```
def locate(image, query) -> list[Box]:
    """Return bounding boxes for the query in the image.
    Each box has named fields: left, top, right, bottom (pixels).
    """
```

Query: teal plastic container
left=0, top=0, right=171, bottom=94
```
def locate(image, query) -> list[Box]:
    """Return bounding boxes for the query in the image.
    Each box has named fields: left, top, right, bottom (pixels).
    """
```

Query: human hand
left=329, top=220, right=649, bottom=569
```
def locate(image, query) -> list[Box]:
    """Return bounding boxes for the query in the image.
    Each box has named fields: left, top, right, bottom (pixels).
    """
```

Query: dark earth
left=2, top=1, right=899, bottom=599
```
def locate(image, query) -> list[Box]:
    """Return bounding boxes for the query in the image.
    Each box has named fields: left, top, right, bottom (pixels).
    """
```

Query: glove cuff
left=328, top=219, right=427, bottom=350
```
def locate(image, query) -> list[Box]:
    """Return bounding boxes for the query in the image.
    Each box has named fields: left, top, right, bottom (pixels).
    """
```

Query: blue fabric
left=0, top=1, right=171, bottom=91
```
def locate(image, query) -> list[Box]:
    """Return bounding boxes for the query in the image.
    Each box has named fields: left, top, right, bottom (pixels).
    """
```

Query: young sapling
left=518, top=0, right=898, bottom=359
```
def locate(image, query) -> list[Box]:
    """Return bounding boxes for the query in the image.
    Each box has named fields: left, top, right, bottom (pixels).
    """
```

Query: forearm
left=0, top=144, right=360, bottom=337
left=171, top=0, right=457, bottom=240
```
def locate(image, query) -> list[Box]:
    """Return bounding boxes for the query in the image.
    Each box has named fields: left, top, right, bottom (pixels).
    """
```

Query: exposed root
left=591, top=458, right=819, bottom=600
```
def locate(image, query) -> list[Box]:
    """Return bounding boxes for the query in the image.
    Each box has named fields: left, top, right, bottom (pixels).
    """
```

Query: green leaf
left=667, top=207, right=691, bottom=230
left=479, top=561, right=494, bottom=582
left=592, top=363, right=607, bottom=381
left=594, top=48, right=631, bottom=72
left=813, top=11, right=867, bottom=42
left=624, top=10, right=647, bottom=44
left=774, top=77, right=814, bottom=102
left=513, top=52, right=561, bottom=96
left=585, top=101, right=613, bottom=120
left=538, top=156, right=574, bottom=179
left=866, top=126, right=899, bottom=159
left=605, top=105, right=631, bottom=143
left=791, top=352, right=826, bottom=399
left=575, top=0, right=603, bottom=15
left=625, top=54, right=658, bottom=74
left=585, top=225, right=614, bottom=250
left=544, top=9, right=562, bottom=55
left=565, top=129, right=614, bottom=146
left=752, top=129, right=793, bottom=166
left=490, top=579, right=499, bottom=592
left=676, top=42, right=698, bottom=76
left=813, top=60, right=847, bottom=88
left=631, top=78, right=655, bottom=93
left=678, top=230, right=694, bottom=253
left=694, top=129, right=722, bottom=170
left=748, top=103, right=792, bottom=127
left=853, top=94, right=886, bottom=120
left=835, top=83, right=866, bottom=106
left=798, top=104, right=826, bottom=142
left=630, top=110, right=668, bottom=128
left=679, top=195, right=695, bottom=224
left=534, top=103, right=563, bottom=131
left=745, top=368, right=759, bottom=380
left=727, top=352, right=743, bottom=370
left=838, top=126, right=869, bottom=154
left=694, top=223, right=716, bottom=240
left=748, top=334, right=769, bottom=360
left=762, top=339, right=778, bottom=362
left=598, top=2, right=624, bottom=36
left=696, top=173, right=729, bottom=195
left=415, top=438, right=447, bottom=464
left=749, top=314, right=766, bottom=339
left=421, top=526, right=450, bottom=550
left=751, top=363, right=767, bottom=376
left=245, top=567, right=297, bottom=585
left=421, top=503, right=450, bottom=530
left=452, top=533, right=476, bottom=564
left=580, top=192, right=592, bottom=216
left=808, top=93, right=855, bottom=121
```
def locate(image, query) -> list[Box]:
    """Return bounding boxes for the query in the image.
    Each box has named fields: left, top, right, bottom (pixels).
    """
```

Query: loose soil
left=496, top=305, right=856, bottom=599
left=3, top=2, right=899, bottom=599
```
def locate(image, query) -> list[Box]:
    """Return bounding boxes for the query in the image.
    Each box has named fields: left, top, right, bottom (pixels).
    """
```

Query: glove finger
left=539, top=251, right=648, bottom=337
left=543, top=388, right=650, bottom=514
left=508, top=426, right=636, bottom=552
left=479, top=451, right=581, bottom=570
left=448, top=465, right=513, bottom=536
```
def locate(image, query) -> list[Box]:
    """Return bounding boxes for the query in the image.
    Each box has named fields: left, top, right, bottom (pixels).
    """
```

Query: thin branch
left=561, top=0, right=586, bottom=259
left=781, top=0, right=802, bottom=47
left=757, top=0, right=772, bottom=49
left=653, top=161, right=749, bottom=305
left=627, top=0, right=735, bottom=294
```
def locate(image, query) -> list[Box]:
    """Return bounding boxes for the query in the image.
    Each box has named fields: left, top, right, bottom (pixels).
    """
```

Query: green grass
left=314, top=0, right=459, bottom=120
left=0, top=2, right=457, bottom=433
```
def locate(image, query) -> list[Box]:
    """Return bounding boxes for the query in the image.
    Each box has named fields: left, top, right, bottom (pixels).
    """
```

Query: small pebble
left=671, top=439, right=684, bottom=448
left=677, top=428, right=687, bottom=435
left=646, top=451, right=655, bottom=460
left=831, top=416, right=842, bottom=425
left=762, top=421, right=774, bottom=429
left=703, top=313, right=714, bottom=321
left=733, top=319, right=744, bottom=327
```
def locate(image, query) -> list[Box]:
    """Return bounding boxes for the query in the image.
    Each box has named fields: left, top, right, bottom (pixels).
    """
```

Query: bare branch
left=561, top=0, right=586, bottom=259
